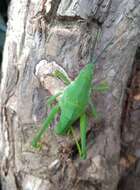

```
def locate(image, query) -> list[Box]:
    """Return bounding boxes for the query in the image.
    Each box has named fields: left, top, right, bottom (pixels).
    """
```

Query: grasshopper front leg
left=32, top=105, right=60, bottom=148
left=53, top=69, right=71, bottom=85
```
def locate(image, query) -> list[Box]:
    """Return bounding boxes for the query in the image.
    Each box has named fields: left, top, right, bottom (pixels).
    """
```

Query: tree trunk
left=0, top=0, right=140, bottom=190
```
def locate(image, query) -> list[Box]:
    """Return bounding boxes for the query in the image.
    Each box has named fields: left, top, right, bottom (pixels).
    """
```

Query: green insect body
left=54, top=63, right=93, bottom=135
left=32, top=40, right=112, bottom=159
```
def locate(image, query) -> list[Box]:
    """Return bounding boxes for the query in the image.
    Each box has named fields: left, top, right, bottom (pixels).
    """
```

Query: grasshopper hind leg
left=32, top=105, right=60, bottom=148
left=70, top=113, right=88, bottom=160
left=80, top=113, right=88, bottom=159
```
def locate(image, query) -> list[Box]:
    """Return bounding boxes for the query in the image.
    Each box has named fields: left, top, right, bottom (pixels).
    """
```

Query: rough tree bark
left=0, top=0, right=140, bottom=190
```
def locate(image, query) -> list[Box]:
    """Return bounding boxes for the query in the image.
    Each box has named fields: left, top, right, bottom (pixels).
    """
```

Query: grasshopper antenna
left=91, top=37, right=113, bottom=65
left=95, top=39, right=113, bottom=62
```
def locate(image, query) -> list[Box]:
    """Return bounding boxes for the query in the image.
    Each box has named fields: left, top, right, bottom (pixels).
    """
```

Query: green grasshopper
left=32, top=40, right=112, bottom=159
